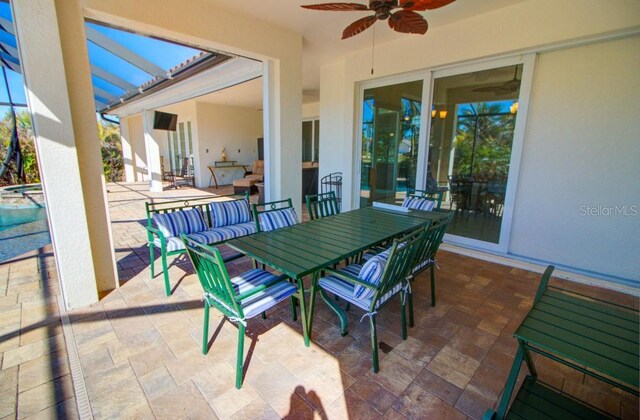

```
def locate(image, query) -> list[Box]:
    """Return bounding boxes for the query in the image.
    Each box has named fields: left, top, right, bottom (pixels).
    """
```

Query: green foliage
left=0, top=110, right=123, bottom=186
left=453, top=103, right=515, bottom=179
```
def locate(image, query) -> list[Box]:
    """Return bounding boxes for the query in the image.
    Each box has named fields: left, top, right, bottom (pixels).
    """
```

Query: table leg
left=296, top=277, right=311, bottom=347
left=207, top=167, right=219, bottom=189
left=495, top=344, right=525, bottom=419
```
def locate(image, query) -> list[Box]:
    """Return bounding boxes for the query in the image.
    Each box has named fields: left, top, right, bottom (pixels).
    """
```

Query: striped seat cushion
left=319, top=264, right=402, bottom=311
left=412, top=257, right=435, bottom=274
left=230, top=268, right=281, bottom=294
left=153, top=236, right=185, bottom=252
left=187, top=222, right=256, bottom=245
left=237, top=276, right=297, bottom=319
left=402, top=196, right=435, bottom=211
left=353, top=255, right=387, bottom=300
left=209, top=199, right=251, bottom=228
left=153, top=208, right=207, bottom=238
left=258, top=208, right=299, bottom=232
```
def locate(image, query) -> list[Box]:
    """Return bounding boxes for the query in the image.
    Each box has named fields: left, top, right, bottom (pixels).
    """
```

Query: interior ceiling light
left=301, top=0, right=456, bottom=39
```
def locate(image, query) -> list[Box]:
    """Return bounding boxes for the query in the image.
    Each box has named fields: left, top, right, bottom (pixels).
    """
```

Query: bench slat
left=534, top=300, right=638, bottom=343
left=544, top=290, right=638, bottom=326
left=528, top=308, right=639, bottom=356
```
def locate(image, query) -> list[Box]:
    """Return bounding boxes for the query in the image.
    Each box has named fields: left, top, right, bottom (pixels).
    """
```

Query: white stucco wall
left=194, top=102, right=263, bottom=187
left=302, top=102, right=319, bottom=119
left=509, top=37, right=640, bottom=283
left=319, top=0, right=640, bottom=283
left=127, top=114, right=147, bottom=181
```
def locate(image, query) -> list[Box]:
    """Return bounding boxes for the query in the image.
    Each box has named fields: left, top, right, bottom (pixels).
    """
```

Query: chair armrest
left=323, top=268, right=378, bottom=290
left=234, top=273, right=290, bottom=301
left=146, top=226, right=166, bottom=247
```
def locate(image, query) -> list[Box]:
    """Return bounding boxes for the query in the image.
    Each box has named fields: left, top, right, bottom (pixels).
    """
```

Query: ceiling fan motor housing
left=371, top=0, right=398, bottom=20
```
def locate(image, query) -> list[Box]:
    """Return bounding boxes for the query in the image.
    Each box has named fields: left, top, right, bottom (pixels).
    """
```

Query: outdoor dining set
left=144, top=189, right=638, bottom=418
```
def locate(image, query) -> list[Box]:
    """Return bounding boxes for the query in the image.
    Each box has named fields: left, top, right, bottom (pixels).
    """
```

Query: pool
left=0, top=184, right=51, bottom=262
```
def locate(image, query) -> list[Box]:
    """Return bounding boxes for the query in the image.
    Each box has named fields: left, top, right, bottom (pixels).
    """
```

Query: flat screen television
left=153, top=111, right=178, bottom=131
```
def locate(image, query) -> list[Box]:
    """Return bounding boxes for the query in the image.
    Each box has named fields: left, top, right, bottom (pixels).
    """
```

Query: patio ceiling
left=0, top=6, right=233, bottom=113
left=208, top=0, right=531, bottom=91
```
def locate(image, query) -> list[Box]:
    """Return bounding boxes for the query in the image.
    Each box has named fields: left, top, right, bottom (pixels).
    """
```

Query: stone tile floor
left=0, top=182, right=638, bottom=419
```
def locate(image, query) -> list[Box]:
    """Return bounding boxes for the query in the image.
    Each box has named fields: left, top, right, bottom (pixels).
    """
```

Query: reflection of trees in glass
left=454, top=102, right=515, bottom=179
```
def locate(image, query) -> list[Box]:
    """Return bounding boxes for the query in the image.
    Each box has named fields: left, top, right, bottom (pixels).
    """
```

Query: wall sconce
left=431, top=107, right=447, bottom=119
left=510, top=102, right=519, bottom=114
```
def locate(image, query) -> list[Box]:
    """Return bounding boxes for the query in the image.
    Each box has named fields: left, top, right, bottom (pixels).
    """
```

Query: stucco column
left=263, top=58, right=302, bottom=212
left=142, top=110, right=163, bottom=192
left=119, top=116, right=136, bottom=182
left=12, top=0, right=118, bottom=309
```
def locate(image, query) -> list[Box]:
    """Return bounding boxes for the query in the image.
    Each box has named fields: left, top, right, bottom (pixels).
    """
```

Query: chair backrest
left=305, top=192, right=340, bottom=220
left=320, top=172, right=342, bottom=207
left=370, top=227, right=425, bottom=310
left=406, top=188, right=445, bottom=210
left=413, top=212, right=453, bottom=268
left=252, top=160, right=264, bottom=175
left=252, top=198, right=298, bottom=232
left=182, top=235, right=243, bottom=319
left=179, top=157, right=190, bottom=177
left=145, top=192, right=249, bottom=232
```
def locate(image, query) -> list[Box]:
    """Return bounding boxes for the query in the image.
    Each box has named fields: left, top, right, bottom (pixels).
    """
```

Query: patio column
left=142, top=110, right=163, bottom=192
left=12, top=0, right=118, bottom=309
left=119, top=116, right=136, bottom=182
left=263, top=58, right=302, bottom=211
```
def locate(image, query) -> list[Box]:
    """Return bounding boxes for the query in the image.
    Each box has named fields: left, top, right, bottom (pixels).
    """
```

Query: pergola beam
left=85, top=26, right=166, bottom=78
left=93, top=86, right=118, bottom=103
left=0, top=57, right=21, bottom=74
left=90, top=64, right=136, bottom=92
left=0, top=17, right=15, bottom=36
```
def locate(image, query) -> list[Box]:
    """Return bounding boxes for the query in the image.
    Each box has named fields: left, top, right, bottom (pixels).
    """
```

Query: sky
left=0, top=1, right=203, bottom=118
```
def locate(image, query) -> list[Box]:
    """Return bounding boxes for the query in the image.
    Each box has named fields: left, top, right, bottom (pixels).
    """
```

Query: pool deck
left=0, top=182, right=637, bottom=419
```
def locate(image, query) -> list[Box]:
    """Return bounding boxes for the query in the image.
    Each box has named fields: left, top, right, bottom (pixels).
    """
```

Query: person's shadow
left=283, top=385, right=328, bottom=420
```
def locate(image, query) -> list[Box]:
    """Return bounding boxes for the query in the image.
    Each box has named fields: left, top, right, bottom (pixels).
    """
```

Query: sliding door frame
left=354, top=53, right=536, bottom=254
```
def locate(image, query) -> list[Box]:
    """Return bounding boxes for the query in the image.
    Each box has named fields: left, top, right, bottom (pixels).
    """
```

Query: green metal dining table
left=226, top=205, right=449, bottom=346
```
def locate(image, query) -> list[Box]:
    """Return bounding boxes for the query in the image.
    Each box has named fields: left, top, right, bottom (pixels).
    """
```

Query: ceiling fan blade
left=301, top=3, right=369, bottom=11
left=398, top=0, right=456, bottom=11
left=388, top=10, right=428, bottom=34
left=342, top=15, right=377, bottom=39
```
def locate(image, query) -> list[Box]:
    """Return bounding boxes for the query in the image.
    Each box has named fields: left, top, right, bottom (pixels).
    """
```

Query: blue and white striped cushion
left=402, top=196, right=435, bottom=211
left=240, top=279, right=297, bottom=319
left=187, top=222, right=256, bottom=245
left=319, top=264, right=402, bottom=311
left=230, top=269, right=280, bottom=294
left=258, top=208, right=299, bottom=232
left=209, top=199, right=251, bottom=228
left=353, top=255, right=387, bottom=300
left=154, top=208, right=206, bottom=238
left=153, top=236, right=185, bottom=252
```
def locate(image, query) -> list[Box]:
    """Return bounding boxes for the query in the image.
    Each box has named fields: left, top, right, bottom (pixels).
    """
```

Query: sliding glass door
left=430, top=64, right=523, bottom=245
left=359, top=79, right=423, bottom=207
left=356, top=57, right=532, bottom=252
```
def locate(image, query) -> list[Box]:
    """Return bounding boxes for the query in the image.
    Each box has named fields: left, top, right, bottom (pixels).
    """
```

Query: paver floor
left=0, top=182, right=637, bottom=419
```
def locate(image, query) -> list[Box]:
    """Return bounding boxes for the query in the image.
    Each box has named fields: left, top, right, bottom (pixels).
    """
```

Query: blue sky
left=0, top=1, right=203, bottom=117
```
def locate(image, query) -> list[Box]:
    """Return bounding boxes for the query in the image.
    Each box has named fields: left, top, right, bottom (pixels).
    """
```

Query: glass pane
left=360, top=80, right=423, bottom=207
left=429, top=64, right=522, bottom=244
left=302, top=121, right=312, bottom=161
left=313, top=120, right=320, bottom=162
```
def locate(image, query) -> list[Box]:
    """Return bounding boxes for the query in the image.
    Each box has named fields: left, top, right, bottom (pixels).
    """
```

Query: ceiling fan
left=301, top=0, right=457, bottom=40
left=473, top=65, right=521, bottom=95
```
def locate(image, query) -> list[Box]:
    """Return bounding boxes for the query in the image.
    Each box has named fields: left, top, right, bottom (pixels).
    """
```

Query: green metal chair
left=182, top=235, right=298, bottom=389
left=308, top=227, right=425, bottom=372
left=305, top=191, right=340, bottom=220
left=251, top=198, right=299, bottom=232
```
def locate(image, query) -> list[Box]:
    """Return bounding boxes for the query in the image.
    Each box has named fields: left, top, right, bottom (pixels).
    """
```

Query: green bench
left=145, top=192, right=254, bottom=296
left=486, top=265, right=639, bottom=419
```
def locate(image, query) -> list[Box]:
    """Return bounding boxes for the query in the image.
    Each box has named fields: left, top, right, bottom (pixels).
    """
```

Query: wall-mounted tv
left=153, top=111, right=178, bottom=131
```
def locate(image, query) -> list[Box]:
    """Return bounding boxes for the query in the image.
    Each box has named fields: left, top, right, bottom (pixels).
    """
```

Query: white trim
left=440, top=243, right=640, bottom=297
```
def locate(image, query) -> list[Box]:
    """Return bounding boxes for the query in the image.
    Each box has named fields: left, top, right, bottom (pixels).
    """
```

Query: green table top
left=227, top=206, right=447, bottom=280
left=515, top=288, right=639, bottom=390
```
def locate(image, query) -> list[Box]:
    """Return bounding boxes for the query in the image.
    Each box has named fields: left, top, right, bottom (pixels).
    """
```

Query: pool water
left=0, top=207, right=51, bottom=262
